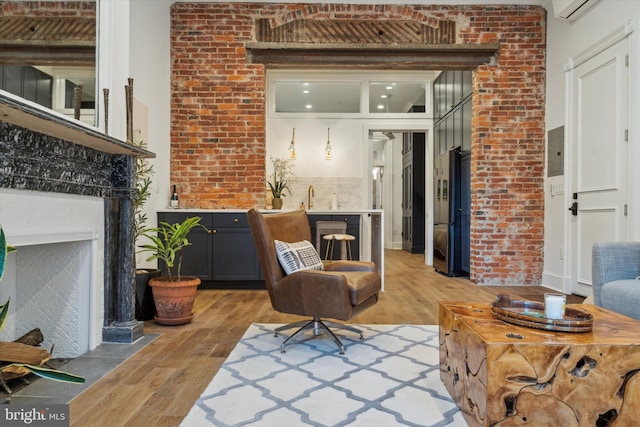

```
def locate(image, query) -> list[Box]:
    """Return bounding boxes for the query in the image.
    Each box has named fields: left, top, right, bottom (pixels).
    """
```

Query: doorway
left=366, top=125, right=432, bottom=263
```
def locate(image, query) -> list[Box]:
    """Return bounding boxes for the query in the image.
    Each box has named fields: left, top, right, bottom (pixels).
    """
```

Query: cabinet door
left=210, top=213, right=261, bottom=281
left=439, top=72, right=450, bottom=117
left=462, top=98, right=472, bottom=152
left=156, top=213, right=213, bottom=280
left=452, top=105, right=462, bottom=149
left=211, top=228, right=261, bottom=280
left=462, top=70, right=472, bottom=99
left=445, top=114, right=455, bottom=151
left=432, top=75, right=441, bottom=120
left=451, top=70, right=462, bottom=108
left=438, top=119, right=447, bottom=155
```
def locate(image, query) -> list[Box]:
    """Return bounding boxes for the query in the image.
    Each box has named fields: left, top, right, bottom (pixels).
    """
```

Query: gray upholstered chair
left=592, top=242, right=640, bottom=320
left=247, top=208, right=381, bottom=354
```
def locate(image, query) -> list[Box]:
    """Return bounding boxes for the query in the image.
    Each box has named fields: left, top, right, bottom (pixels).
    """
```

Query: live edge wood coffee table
left=439, top=301, right=640, bottom=426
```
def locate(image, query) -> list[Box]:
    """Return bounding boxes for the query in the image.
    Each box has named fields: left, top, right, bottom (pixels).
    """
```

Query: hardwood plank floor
left=69, top=249, right=583, bottom=426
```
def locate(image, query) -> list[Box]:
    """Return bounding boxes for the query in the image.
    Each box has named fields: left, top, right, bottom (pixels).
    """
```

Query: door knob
left=568, top=202, right=578, bottom=216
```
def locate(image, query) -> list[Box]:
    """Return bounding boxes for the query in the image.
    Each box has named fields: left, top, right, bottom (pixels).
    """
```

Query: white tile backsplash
left=278, top=177, right=364, bottom=211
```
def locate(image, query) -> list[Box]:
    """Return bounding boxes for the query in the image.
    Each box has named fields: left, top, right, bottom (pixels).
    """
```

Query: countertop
left=157, top=208, right=383, bottom=215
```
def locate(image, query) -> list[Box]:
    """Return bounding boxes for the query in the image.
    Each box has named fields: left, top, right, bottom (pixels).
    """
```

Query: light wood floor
left=69, top=250, right=583, bottom=426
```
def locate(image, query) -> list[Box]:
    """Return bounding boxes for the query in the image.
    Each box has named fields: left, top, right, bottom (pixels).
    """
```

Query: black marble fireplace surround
left=0, top=92, right=154, bottom=344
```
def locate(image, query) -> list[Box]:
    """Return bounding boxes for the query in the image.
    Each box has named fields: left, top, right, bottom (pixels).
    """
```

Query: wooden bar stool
left=323, top=233, right=356, bottom=260
left=315, top=221, right=347, bottom=255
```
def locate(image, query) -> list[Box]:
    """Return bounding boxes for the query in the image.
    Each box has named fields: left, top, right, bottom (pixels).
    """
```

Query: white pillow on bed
left=274, top=240, right=324, bottom=274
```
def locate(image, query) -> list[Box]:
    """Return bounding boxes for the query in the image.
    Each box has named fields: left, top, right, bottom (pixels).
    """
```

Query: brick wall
left=0, top=1, right=95, bottom=17
left=170, top=3, right=546, bottom=285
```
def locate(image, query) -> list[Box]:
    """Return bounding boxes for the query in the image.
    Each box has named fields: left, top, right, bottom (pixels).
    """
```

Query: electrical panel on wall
left=547, top=126, right=564, bottom=177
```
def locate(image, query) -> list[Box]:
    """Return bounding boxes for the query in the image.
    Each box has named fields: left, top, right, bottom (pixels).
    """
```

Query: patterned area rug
left=181, top=324, right=466, bottom=426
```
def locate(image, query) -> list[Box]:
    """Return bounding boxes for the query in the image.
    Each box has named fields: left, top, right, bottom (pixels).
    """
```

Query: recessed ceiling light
left=303, top=90, right=310, bottom=94
left=380, top=94, right=388, bottom=99
left=377, top=105, right=384, bottom=109
left=386, top=85, right=393, bottom=90
left=305, top=104, right=312, bottom=109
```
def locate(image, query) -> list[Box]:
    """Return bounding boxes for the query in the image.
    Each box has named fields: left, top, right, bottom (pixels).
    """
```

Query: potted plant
left=0, top=228, right=85, bottom=393
left=267, top=156, right=296, bottom=209
left=139, top=216, right=205, bottom=325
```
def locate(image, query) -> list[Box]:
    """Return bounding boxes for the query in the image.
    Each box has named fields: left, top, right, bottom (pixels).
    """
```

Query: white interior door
left=569, top=39, right=629, bottom=297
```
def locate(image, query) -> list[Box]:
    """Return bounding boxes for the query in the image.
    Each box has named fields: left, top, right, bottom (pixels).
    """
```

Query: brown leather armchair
left=247, top=208, right=381, bottom=354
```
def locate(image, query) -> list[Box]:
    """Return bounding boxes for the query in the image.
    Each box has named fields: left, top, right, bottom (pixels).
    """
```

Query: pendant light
left=288, top=128, right=296, bottom=159
left=324, top=127, right=332, bottom=160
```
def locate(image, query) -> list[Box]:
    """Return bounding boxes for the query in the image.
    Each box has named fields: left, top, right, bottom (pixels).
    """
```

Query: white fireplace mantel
left=10, top=231, right=98, bottom=247
left=0, top=90, right=154, bottom=158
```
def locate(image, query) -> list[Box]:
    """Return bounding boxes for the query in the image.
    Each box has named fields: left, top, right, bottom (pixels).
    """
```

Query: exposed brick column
left=462, top=8, right=547, bottom=285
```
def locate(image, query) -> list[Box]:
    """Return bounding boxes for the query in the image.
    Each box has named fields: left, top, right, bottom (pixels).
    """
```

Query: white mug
left=544, top=293, right=566, bottom=319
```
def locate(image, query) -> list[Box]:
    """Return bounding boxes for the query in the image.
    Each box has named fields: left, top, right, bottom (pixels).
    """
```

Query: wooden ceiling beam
left=246, top=42, right=499, bottom=70
left=0, top=45, right=95, bottom=67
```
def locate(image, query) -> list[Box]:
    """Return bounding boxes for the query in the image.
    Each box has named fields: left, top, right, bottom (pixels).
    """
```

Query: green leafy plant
left=267, top=156, right=296, bottom=199
left=0, top=228, right=85, bottom=390
left=133, top=139, right=154, bottom=243
left=139, top=216, right=205, bottom=281
left=0, top=228, right=16, bottom=332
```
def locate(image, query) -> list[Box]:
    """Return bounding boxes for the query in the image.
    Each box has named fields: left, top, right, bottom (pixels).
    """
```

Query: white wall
left=129, top=0, right=173, bottom=268
left=543, top=0, right=640, bottom=291
left=266, top=117, right=369, bottom=210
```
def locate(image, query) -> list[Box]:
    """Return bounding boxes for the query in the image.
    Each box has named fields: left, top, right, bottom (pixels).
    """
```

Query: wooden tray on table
left=491, top=294, right=593, bottom=332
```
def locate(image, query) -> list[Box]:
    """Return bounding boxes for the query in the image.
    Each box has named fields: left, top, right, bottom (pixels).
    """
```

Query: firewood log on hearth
left=0, top=328, right=51, bottom=382
left=13, top=328, right=44, bottom=347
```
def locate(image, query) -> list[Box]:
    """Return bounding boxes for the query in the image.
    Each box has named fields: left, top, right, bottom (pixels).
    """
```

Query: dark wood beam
left=0, top=45, right=95, bottom=67
left=246, top=42, right=499, bottom=70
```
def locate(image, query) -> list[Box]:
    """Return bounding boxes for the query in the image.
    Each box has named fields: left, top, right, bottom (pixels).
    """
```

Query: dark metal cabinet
left=432, top=70, right=472, bottom=276
left=156, top=212, right=261, bottom=282
left=461, top=98, right=472, bottom=152
left=433, top=70, right=472, bottom=153
left=308, top=214, right=360, bottom=261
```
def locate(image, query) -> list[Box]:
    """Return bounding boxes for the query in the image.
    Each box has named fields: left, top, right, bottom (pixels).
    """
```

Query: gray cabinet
left=210, top=214, right=261, bottom=281
left=433, top=70, right=472, bottom=153
left=157, top=212, right=261, bottom=283
left=432, top=70, right=472, bottom=276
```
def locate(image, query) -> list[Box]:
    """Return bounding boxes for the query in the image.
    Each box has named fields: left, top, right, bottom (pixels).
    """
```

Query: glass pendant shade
left=325, top=127, right=332, bottom=160
left=289, top=128, right=296, bottom=159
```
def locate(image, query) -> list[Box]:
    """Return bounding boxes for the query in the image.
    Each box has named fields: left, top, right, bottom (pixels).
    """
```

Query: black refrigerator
left=433, top=148, right=463, bottom=276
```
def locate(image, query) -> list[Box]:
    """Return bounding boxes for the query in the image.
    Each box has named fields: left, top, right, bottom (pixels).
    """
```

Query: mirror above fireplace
left=0, top=5, right=97, bottom=126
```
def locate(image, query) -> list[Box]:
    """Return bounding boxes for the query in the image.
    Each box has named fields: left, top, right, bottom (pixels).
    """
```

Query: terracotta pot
left=148, top=276, right=201, bottom=325
left=272, top=197, right=283, bottom=209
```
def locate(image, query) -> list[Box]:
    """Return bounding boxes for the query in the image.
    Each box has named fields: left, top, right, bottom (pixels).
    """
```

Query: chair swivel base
left=274, top=317, right=363, bottom=354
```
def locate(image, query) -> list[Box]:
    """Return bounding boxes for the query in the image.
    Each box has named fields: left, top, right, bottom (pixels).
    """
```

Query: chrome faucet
left=308, top=185, right=315, bottom=210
